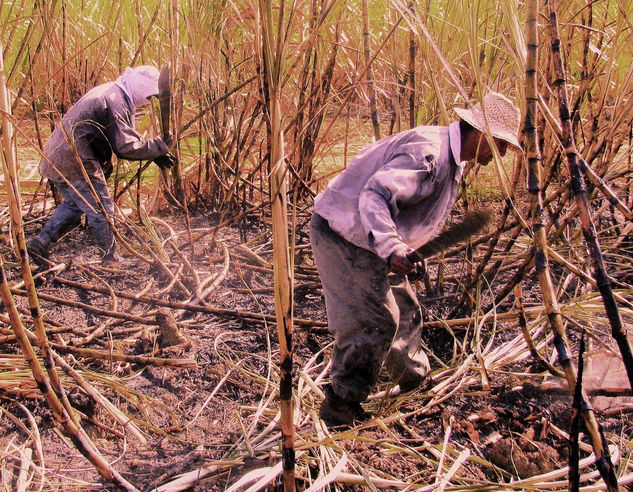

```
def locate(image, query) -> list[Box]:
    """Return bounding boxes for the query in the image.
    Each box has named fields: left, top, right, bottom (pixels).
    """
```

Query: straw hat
left=454, top=92, right=521, bottom=149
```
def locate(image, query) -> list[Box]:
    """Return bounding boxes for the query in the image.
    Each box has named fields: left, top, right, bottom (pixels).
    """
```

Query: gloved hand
left=153, top=152, right=178, bottom=169
left=162, top=133, right=174, bottom=149
left=388, top=246, right=417, bottom=274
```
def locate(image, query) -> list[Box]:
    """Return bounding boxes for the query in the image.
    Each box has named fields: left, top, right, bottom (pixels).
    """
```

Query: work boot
left=398, top=379, right=423, bottom=394
left=97, top=233, right=118, bottom=267
left=101, top=251, right=120, bottom=268
left=319, top=385, right=368, bottom=427
left=27, top=236, right=50, bottom=266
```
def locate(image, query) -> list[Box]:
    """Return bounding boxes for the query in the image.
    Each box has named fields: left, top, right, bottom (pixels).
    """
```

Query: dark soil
left=1, top=204, right=632, bottom=491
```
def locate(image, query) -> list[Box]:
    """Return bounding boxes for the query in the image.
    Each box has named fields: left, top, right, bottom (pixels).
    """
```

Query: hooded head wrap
left=115, top=65, right=160, bottom=108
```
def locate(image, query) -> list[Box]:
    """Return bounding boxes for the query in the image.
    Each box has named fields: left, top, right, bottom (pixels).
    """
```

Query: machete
left=406, top=209, right=492, bottom=262
left=158, top=66, right=171, bottom=140
left=154, top=66, right=178, bottom=172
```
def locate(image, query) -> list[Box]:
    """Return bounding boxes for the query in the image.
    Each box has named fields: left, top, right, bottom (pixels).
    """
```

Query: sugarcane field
left=1, top=1, right=633, bottom=490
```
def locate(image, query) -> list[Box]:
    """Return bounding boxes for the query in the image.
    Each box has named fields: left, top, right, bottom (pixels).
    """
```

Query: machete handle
left=406, top=250, right=423, bottom=263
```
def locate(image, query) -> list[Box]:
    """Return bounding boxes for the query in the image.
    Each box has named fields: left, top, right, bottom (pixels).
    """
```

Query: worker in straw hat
left=310, top=91, right=522, bottom=427
left=28, top=65, right=177, bottom=267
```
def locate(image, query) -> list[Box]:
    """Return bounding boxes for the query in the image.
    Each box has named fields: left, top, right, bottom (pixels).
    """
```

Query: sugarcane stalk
left=47, top=276, right=328, bottom=328
left=50, top=342, right=196, bottom=368
left=526, top=4, right=618, bottom=490
left=547, top=247, right=633, bottom=311
left=0, top=317, right=75, bottom=345
left=1, top=0, right=25, bottom=46
left=361, top=0, right=380, bottom=141
left=167, top=0, right=186, bottom=206
left=2, top=40, right=81, bottom=431
left=0, top=261, right=139, bottom=490
left=0, top=260, right=64, bottom=423
left=532, top=97, right=633, bottom=222
left=4, top=2, right=36, bottom=86
left=547, top=0, right=633, bottom=393
left=569, top=332, right=586, bottom=492
left=578, top=159, right=633, bottom=220
left=61, top=0, right=68, bottom=114
left=514, top=285, right=563, bottom=378
left=11, top=287, right=156, bottom=324
left=311, top=14, right=403, bottom=161
left=130, top=0, right=160, bottom=66
left=291, top=1, right=315, bottom=189
left=8, top=1, right=56, bottom=115
left=257, top=1, right=296, bottom=488
left=407, top=1, right=416, bottom=128
left=292, top=6, right=341, bottom=192
left=451, top=152, right=526, bottom=315
left=39, top=335, right=148, bottom=442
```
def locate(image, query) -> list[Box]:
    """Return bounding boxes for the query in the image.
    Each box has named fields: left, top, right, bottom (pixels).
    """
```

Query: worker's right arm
left=109, top=116, right=170, bottom=161
left=358, top=152, right=436, bottom=262
left=104, top=101, right=171, bottom=162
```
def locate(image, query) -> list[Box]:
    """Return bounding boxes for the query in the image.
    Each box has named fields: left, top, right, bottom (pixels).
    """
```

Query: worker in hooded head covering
left=28, top=65, right=176, bottom=267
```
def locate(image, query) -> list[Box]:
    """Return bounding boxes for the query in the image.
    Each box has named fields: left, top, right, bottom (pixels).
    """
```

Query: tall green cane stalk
left=546, top=0, right=633, bottom=390
left=361, top=0, right=380, bottom=140
left=0, top=43, right=138, bottom=492
left=524, top=4, right=618, bottom=490
left=407, top=1, right=416, bottom=129
left=257, top=1, right=296, bottom=489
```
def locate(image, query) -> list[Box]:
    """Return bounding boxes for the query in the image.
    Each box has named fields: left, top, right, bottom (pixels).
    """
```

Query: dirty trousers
left=39, top=179, right=115, bottom=255
left=310, top=213, right=430, bottom=402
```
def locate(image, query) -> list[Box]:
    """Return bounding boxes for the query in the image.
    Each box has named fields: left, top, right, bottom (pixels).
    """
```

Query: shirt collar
left=448, top=121, right=466, bottom=181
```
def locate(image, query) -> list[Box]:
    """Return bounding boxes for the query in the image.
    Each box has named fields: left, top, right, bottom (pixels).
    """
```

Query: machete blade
left=158, top=66, right=171, bottom=139
left=408, top=209, right=493, bottom=262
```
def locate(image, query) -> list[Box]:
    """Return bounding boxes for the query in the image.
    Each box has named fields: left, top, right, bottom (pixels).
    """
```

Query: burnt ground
left=0, top=203, right=632, bottom=491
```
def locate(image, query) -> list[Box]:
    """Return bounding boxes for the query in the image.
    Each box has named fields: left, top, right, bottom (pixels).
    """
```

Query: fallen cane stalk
left=0, top=258, right=138, bottom=491
left=50, top=342, right=197, bottom=368
left=547, top=246, right=633, bottom=310
left=195, top=242, right=230, bottom=302
left=11, top=287, right=157, bottom=324
left=514, top=284, right=564, bottom=377
left=49, top=276, right=328, bottom=327
left=50, top=352, right=144, bottom=442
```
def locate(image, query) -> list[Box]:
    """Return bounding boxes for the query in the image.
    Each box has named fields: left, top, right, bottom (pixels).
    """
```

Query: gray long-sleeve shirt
left=314, top=122, right=465, bottom=259
left=40, top=82, right=168, bottom=184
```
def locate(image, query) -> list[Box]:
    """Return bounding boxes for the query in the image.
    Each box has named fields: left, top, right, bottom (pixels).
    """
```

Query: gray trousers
left=310, top=213, right=430, bottom=402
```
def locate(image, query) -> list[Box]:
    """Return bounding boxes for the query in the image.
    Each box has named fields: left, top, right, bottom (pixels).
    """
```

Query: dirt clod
left=487, top=436, right=561, bottom=478
left=156, top=307, right=191, bottom=348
